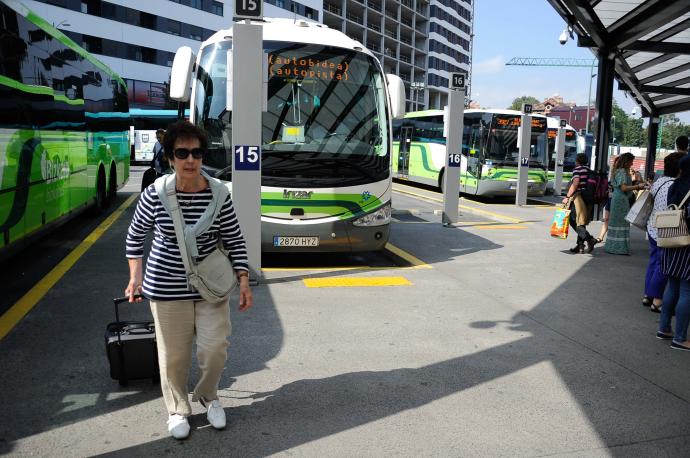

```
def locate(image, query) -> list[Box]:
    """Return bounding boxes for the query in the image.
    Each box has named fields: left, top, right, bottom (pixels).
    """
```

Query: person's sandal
left=642, top=296, right=652, bottom=307
left=650, top=303, right=662, bottom=313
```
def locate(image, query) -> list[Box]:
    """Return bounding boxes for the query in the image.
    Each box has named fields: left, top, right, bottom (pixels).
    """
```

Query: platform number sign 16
left=448, top=153, right=462, bottom=167
left=235, top=0, right=263, bottom=19
left=234, top=145, right=261, bottom=171
left=450, top=73, right=466, bottom=90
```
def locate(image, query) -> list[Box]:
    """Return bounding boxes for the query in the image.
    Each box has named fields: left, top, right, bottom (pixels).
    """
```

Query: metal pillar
left=515, top=111, right=532, bottom=206
left=646, top=117, right=660, bottom=180
left=553, top=122, right=566, bottom=196
left=442, top=87, right=464, bottom=225
left=231, top=21, right=263, bottom=281
left=593, top=49, right=615, bottom=175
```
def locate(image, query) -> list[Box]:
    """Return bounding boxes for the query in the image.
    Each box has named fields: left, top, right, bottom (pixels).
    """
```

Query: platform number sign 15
left=448, top=153, right=462, bottom=167
left=234, top=0, right=263, bottom=19
left=234, top=145, right=261, bottom=171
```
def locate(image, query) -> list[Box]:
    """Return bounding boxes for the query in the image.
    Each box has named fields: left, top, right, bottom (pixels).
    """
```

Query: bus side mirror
left=386, top=74, right=406, bottom=119
left=170, top=46, right=196, bottom=102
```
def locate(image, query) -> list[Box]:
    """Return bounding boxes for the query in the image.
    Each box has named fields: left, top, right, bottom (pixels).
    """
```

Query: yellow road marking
left=385, top=243, right=432, bottom=269
left=474, top=225, right=529, bottom=230
left=0, top=194, right=138, bottom=341
left=392, top=187, right=523, bottom=224
left=304, top=276, right=412, bottom=288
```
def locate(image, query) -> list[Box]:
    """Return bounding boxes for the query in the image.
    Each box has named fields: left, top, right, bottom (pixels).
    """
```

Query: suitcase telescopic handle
left=112, top=295, right=144, bottom=328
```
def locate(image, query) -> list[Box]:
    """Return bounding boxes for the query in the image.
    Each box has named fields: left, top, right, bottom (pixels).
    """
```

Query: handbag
left=624, top=190, right=652, bottom=229
left=654, top=188, right=690, bottom=248
left=160, top=175, right=237, bottom=303
left=550, top=206, right=570, bottom=239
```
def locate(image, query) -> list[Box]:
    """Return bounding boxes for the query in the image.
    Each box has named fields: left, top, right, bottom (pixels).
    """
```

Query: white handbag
left=625, top=189, right=653, bottom=230
left=654, top=188, right=690, bottom=248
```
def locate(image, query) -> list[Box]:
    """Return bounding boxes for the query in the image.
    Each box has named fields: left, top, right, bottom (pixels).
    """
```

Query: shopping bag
left=550, top=207, right=570, bottom=239
left=625, top=190, right=653, bottom=230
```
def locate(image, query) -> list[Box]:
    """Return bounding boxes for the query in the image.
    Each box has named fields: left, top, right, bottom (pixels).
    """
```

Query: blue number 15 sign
left=234, top=145, right=261, bottom=171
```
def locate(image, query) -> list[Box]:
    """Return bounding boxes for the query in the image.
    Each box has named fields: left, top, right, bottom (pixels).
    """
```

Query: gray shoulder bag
left=155, top=173, right=237, bottom=303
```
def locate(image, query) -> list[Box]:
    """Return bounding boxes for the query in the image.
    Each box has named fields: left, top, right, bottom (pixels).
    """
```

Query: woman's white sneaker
left=201, top=399, right=226, bottom=429
left=167, top=414, right=190, bottom=439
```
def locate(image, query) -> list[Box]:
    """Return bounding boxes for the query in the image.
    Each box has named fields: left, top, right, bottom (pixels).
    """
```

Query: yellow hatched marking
left=0, top=194, right=138, bottom=341
left=304, top=276, right=412, bottom=288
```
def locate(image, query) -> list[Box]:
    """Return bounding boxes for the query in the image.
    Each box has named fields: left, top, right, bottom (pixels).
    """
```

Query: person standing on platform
left=125, top=121, right=253, bottom=439
left=605, top=153, right=647, bottom=255
left=562, top=153, right=598, bottom=254
left=151, top=128, right=170, bottom=176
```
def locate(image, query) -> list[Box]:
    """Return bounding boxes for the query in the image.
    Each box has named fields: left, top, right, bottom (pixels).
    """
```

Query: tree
left=508, top=96, right=540, bottom=111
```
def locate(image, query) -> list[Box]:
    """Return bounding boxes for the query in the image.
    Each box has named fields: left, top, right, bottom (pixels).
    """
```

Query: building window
left=190, top=0, right=202, bottom=8
left=168, top=20, right=181, bottom=36
left=189, top=25, right=202, bottom=40
left=81, top=1, right=88, bottom=13
left=211, top=1, right=223, bottom=15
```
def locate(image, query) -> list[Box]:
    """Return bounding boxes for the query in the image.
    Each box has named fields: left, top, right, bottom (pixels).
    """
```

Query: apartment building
left=322, top=0, right=473, bottom=110
left=25, top=0, right=322, bottom=108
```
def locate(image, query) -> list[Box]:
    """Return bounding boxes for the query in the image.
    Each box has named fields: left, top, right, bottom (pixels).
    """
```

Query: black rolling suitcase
left=105, top=296, right=159, bottom=386
left=141, top=167, right=157, bottom=192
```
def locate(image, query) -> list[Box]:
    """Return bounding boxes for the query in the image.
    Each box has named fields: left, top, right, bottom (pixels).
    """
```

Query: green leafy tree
left=508, top=96, right=540, bottom=111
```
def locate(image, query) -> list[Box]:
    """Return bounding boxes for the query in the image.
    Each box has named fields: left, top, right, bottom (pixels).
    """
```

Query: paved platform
left=0, top=177, right=689, bottom=457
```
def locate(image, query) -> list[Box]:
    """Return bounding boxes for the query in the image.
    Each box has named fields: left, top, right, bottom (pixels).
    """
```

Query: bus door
left=397, top=126, right=412, bottom=178
left=462, top=121, right=482, bottom=194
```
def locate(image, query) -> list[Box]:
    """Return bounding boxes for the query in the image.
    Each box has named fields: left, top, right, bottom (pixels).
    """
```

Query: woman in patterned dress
left=604, top=153, right=647, bottom=255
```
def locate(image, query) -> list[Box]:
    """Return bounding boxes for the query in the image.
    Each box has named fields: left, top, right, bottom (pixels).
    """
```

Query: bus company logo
left=283, top=189, right=313, bottom=200
left=268, top=54, right=350, bottom=81
left=40, top=152, right=70, bottom=182
left=361, top=191, right=371, bottom=201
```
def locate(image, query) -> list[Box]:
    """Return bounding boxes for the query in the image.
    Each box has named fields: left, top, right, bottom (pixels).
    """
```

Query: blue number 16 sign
left=234, top=145, right=261, bottom=171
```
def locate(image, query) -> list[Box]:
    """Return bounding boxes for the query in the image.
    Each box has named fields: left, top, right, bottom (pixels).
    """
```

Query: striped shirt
left=572, top=165, right=590, bottom=192
left=126, top=185, right=249, bottom=301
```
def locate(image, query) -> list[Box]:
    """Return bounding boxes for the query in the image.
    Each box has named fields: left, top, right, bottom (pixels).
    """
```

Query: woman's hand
left=125, top=258, right=143, bottom=302
left=238, top=276, right=253, bottom=312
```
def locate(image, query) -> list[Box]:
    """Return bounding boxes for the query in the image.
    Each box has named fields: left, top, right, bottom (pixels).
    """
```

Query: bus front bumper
left=261, top=218, right=390, bottom=253
left=478, top=179, right=546, bottom=197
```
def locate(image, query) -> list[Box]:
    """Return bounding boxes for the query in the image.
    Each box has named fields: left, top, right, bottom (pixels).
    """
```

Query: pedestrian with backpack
left=562, top=153, right=599, bottom=254
left=125, top=121, right=253, bottom=440
left=605, top=152, right=648, bottom=255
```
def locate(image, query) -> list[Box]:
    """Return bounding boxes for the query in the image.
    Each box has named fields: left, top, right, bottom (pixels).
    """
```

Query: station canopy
left=547, top=0, right=690, bottom=117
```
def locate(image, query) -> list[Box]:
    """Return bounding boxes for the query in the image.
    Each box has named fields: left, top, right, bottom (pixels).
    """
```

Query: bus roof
left=404, top=109, right=548, bottom=119
left=201, top=18, right=374, bottom=58
left=546, top=116, right=576, bottom=131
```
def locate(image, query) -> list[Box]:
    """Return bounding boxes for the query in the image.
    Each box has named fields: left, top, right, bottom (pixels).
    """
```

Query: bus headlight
left=353, top=203, right=391, bottom=227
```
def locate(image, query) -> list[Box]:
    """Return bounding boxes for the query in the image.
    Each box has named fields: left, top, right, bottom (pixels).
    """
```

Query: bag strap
left=163, top=175, right=198, bottom=287
left=652, top=179, right=673, bottom=199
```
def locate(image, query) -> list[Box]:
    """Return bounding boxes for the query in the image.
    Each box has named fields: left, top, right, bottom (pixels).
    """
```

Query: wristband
left=237, top=271, right=249, bottom=279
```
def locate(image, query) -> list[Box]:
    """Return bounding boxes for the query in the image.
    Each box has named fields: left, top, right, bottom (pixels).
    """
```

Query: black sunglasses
left=173, top=148, right=205, bottom=160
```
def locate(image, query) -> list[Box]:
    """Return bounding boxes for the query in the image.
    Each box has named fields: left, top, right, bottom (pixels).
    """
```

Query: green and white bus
left=171, top=18, right=405, bottom=252
left=0, top=0, right=130, bottom=258
left=546, top=117, right=579, bottom=194
left=393, top=109, right=549, bottom=197
left=128, top=108, right=189, bottom=164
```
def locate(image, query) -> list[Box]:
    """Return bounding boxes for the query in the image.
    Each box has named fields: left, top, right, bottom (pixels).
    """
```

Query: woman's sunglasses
left=173, top=148, right=205, bottom=160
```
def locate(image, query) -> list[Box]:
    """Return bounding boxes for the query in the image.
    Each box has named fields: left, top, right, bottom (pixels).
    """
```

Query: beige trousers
left=150, top=299, right=231, bottom=416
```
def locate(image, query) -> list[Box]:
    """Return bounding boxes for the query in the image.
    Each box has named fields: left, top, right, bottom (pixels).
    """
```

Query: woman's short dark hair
left=575, top=153, right=588, bottom=166
left=664, top=152, right=685, bottom=177
left=163, top=121, right=208, bottom=160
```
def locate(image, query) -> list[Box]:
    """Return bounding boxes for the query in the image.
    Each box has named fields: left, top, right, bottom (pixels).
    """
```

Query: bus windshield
left=485, top=115, right=547, bottom=169
left=194, top=41, right=389, bottom=186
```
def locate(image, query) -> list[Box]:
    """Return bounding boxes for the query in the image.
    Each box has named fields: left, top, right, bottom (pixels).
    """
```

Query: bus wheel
left=92, top=167, right=107, bottom=215
left=108, top=164, right=117, bottom=202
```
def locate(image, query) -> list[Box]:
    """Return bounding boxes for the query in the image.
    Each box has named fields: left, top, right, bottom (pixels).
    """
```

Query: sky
left=469, top=0, right=690, bottom=123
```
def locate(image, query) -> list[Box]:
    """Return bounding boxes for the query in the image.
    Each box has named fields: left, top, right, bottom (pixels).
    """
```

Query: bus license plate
left=273, top=236, right=319, bottom=247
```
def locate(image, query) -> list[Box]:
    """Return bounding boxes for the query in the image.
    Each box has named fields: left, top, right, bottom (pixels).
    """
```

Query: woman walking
left=605, top=153, right=647, bottom=255
left=125, top=121, right=253, bottom=439
left=644, top=153, right=683, bottom=311
left=658, top=155, right=690, bottom=351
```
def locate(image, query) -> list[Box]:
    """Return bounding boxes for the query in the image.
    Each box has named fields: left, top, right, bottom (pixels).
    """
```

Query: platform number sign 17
left=448, top=153, right=462, bottom=167
left=234, top=0, right=263, bottom=19
left=520, top=157, right=529, bottom=167
left=234, top=145, right=261, bottom=171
